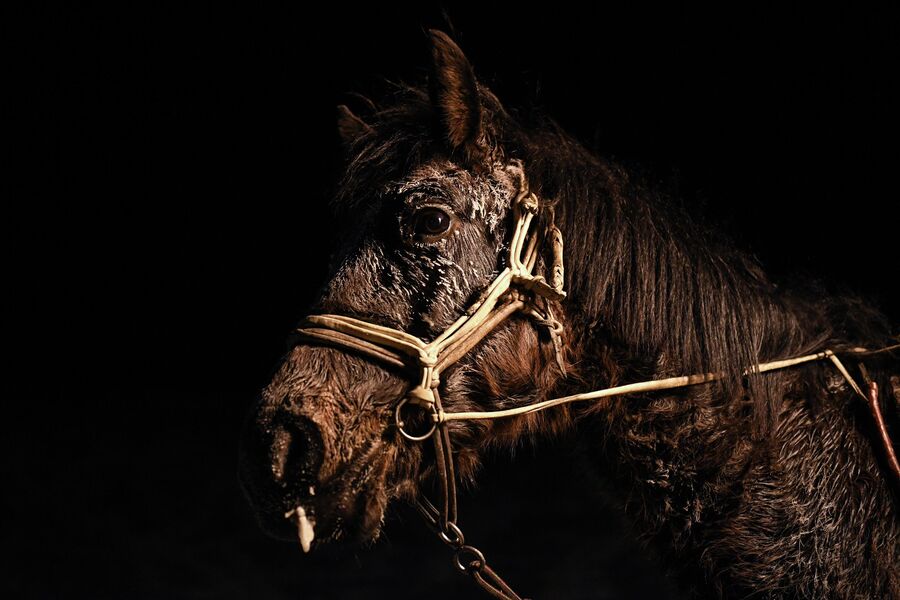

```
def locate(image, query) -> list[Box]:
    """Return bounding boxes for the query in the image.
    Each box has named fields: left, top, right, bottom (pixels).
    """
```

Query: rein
left=294, top=180, right=900, bottom=599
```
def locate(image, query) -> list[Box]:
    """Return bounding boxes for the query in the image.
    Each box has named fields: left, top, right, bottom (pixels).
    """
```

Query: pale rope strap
left=301, top=311, right=899, bottom=423
left=297, top=186, right=567, bottom=440
left=440, top=347, right=900, bottom=422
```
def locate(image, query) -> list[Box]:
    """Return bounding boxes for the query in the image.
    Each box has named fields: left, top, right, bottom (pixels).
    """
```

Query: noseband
left=294, top=172, right=900, bottom=599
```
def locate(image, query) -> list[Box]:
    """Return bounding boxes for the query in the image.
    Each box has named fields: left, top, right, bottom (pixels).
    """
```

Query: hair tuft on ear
left=336, top=104, right=373, bottom=151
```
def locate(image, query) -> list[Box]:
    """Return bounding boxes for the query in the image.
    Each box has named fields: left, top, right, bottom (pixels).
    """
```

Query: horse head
left=239, top=31, right=570, bottom=551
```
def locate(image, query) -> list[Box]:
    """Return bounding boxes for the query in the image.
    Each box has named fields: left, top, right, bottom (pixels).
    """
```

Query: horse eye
left=411, top=207, right=453, bottom=239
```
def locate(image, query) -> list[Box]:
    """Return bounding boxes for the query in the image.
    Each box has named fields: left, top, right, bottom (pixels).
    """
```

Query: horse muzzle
left=239, top=398, right=396, bottom=551
left=238, top=410, right=323, bottom=538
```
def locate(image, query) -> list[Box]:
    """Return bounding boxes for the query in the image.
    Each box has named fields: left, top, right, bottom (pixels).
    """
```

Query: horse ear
left=336, top=104, right=372, bottom=150
left=427, top=29, right=497, bottom=167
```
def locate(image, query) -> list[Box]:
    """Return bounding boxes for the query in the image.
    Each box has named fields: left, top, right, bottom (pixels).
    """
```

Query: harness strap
left=438, top=348, right=900, bottom=423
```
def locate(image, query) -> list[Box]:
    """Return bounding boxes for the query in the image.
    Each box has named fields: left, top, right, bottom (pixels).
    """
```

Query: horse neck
left=548, top=147, right=839, bottom=430
left=525, top=141, right=900, bottom=597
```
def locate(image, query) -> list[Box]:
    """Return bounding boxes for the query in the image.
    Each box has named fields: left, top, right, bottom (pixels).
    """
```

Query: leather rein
left=293, top=178, right=900, bottom=600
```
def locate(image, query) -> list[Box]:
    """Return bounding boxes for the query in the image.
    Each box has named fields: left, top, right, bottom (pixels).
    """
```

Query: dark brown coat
left=240, top=30, right=900, bottom=599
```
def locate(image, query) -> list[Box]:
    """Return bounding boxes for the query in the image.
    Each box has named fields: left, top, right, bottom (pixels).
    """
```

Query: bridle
left=294, top=172, right=900, bottom=599
left=296, top=181, right=565, bottom=599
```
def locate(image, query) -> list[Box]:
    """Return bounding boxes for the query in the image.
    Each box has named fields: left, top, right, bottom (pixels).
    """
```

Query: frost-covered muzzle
left=238, top=344, right=410, bottom=549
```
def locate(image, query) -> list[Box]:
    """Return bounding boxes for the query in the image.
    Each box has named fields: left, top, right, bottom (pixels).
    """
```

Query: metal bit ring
left=394, top=395, right=437, bottom=442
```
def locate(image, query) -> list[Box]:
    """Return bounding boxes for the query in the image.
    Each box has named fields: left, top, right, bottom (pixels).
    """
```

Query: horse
left=239, top=30, right=900, bottom=598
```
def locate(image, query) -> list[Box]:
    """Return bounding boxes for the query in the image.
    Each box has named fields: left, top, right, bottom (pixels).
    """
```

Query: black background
left=7, top=4, right=899, bottom=599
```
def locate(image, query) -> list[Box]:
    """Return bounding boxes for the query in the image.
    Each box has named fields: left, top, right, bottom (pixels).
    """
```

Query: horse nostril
left=270, top=416, right=324, bottom=491
left=270, top=427, right=292, bottom=482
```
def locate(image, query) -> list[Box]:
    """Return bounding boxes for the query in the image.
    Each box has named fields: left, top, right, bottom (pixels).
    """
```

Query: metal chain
left=416, top=493, right=526, bottom=600
left=415, top=387, right=528, bottom=599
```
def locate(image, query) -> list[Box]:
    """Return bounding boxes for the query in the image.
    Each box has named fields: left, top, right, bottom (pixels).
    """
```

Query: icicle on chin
left=285, top=505, right=316, bottom=553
